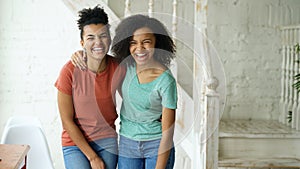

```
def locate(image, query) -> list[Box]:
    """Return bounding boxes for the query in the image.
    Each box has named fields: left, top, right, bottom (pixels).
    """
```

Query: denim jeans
left=118, top=135, right=175, bottom=169
left=62, top=137, right=118, bottom=169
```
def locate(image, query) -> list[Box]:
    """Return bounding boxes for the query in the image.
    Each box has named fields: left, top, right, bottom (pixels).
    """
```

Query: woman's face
left=81, top=24, right=111, bottom=62
left=129, top=27, right=156, bottom=67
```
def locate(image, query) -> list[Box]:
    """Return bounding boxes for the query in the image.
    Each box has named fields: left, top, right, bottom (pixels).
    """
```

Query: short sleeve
left=161, top=78, right=177, bottom=109
left=54, top=61, right=74, bottom=95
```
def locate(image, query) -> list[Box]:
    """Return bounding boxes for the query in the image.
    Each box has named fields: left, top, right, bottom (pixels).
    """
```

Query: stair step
left=219, top=157, right=300, bottom=168
left=219, top=120, right=300, bottom=168
left=219, top=119, right=300, bottom=139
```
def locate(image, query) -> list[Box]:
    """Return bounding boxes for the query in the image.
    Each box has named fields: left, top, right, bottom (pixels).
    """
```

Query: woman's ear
left=80, top=40, right=84, bottom=47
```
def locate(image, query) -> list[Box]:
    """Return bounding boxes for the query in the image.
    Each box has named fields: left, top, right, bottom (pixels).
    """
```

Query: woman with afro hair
left=112, top=14, right=177, bottom=169
left=71, top=14, right=178, bottom=169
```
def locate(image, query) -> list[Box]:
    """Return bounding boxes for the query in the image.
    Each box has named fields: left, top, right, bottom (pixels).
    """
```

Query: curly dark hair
left=77, top=5, right=110, bottom=40
left=111, top=14, right=176, bottom=67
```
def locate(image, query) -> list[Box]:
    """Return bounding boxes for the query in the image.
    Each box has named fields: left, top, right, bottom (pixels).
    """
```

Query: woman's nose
left=136, top=42, right=144, bottom=50
left=95, top=37, right=102, bottom=45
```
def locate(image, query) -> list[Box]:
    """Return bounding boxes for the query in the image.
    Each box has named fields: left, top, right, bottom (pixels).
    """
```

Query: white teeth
left=93, top=47, right=104, bottom=51
left=136, top=53, right=146, bottom=57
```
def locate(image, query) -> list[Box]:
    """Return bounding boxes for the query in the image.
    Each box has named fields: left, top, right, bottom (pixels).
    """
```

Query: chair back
left=1, top=117, right=54, bottom=169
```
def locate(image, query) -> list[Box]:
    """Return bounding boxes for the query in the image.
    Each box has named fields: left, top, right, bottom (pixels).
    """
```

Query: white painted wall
left=0, top=0, right=81, bottom=168
left=207, top=0, right=300, bottom=120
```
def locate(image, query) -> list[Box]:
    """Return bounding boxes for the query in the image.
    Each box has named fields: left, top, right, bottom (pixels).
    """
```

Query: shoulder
left=60, top=61, right=75, bottom=74
left=162, top=69, right=176, bottom=82
left=157, top=69, right=177, bottom=89
left=55, top=61, right=75, bottom=95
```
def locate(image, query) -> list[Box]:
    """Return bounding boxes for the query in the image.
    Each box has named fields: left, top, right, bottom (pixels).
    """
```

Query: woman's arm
left=155, top=107, right=176, bottom=169
left=57, top=91, right=105, bottom=169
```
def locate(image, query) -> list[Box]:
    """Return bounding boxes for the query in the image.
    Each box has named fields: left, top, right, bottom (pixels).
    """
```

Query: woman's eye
left=100, top=34, right=108, bottom=38
left=143, top=40, right=151, bottom=44
left=129, top=41, right=136, bottom=46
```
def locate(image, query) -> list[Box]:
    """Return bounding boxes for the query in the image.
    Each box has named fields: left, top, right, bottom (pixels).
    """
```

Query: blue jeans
left=62, top=137, right=118, bottom=169
left=118, top=135, right=175, bottom=169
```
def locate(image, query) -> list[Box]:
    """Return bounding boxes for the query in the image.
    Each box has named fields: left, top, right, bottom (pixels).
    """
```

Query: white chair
left=3, top=115, right=42, bottom=127
left=1, top=117, right=54, bottom=169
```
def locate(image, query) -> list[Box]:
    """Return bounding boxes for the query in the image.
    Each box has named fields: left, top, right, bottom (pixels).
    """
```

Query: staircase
left=219, top=120, right=300, bottom=168
left=219, top=25, right=300, bottom=168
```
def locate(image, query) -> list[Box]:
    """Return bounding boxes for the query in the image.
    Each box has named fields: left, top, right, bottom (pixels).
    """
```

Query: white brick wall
left=0, top=0, right=81, bottom=168
left=208, top=0, right=300, bottom=120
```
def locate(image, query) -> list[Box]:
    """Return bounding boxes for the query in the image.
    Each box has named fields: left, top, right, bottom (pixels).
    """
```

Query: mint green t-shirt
left=120, top=64, right=178, bottom=141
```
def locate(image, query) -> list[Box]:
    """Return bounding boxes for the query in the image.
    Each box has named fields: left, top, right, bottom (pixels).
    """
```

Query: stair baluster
left=281, top=25, right=300, bottom=130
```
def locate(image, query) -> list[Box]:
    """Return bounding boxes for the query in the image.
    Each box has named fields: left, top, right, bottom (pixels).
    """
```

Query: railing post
left=194, top=0, right=219, bottom=168
left=281, top=25, right=300, bottom=130
left=124, top=0, right=131, bottom=17
left=204, top=78, right=219, bottom=169
left=292, top=28, right=298, bottom=128
left=170, top=0, right=178, bottom=79
left=172, top=0, right=178, bottom=39
left=280, top=29, right=287, bottom=124
left=284, top=29, right=291, bottom=125
left=293, top=26, right=300, bottom=130
left=288, top=29, right=295, bottom=126
left=148, top=0, right=154, bottom=17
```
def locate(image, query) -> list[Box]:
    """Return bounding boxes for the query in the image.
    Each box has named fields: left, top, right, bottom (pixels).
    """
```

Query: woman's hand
left=90, top=156, right=106, bottom=169
left=71, top=50, right=87, bottom=70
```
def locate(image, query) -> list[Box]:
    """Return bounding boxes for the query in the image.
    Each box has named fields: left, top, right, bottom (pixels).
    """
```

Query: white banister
left=194, top=0, right=219, bottom=169
left=284, top=29, right=290, bottom=125
left=296, top=29, right=300, bottom=130
left=148, top=0, right=154, bottom=17
left=296, top=29, right=299, bottom=131
left=284, top=31, right=289, bottom=125
left=170, top=0, right=178, bottom=79
left=288, top=30, right=294, bottom=126
left=292, top=29, right=298, bottom=129
left=280, top=31, right=287, bottom=123
left=172, top=0, right=178, bottom=39
left=280, top=25, right=300, bottom=130
left=124, top=0, right=131, bottom=17
left=204, top=78, right=219, bottom=169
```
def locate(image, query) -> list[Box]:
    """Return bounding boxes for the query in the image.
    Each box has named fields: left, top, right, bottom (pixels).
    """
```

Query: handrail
left=280, top=25, right=300, bottom=30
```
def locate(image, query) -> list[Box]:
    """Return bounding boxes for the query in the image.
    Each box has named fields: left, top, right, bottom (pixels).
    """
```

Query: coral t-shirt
left=55, top=56, right=120, bottom=146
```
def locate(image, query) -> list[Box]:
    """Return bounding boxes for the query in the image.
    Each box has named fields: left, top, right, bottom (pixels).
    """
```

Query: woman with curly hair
left=112, top=14, right=177, bottom=169
left=71, top=14, right=177, bottom=169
